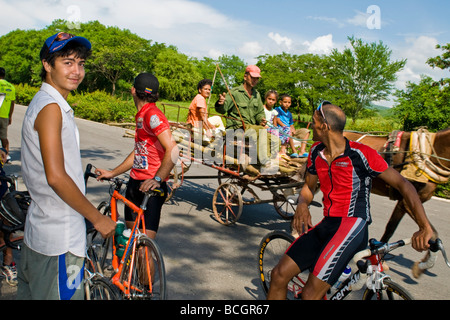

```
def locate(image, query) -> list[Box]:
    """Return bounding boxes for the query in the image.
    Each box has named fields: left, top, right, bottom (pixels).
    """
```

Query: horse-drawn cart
left=164, top=104, right=310, bottom=226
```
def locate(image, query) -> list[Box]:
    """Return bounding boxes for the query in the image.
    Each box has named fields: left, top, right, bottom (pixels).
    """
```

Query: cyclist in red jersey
left=267, top=102, right=433, bottom=300
left=96, top=73, right=178, bottom=240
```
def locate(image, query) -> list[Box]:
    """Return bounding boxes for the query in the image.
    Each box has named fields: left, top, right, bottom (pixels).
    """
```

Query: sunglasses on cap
left=47, top=32, right=75, bottom=54
left=317, top=100, right=331, bottom=123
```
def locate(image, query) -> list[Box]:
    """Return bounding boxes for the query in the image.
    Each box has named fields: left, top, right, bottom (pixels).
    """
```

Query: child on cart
left=275, top=95, right=308, bottom=158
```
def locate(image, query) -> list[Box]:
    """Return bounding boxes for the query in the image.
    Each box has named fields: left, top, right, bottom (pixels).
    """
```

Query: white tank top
left=21, top=83, right=86, bottom=257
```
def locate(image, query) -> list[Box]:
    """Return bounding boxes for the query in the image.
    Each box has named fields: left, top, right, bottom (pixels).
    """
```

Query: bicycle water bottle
left=333, top=265, right=352, bottom=289
left=115, top=221, right=125, bottom=236
left=115, top=222, right=130, bottom=258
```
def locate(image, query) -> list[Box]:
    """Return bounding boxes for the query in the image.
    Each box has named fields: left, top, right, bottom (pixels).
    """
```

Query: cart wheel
left=212, top=183, right=243, bottom=225
left=273, top=193, right=296, bottom=220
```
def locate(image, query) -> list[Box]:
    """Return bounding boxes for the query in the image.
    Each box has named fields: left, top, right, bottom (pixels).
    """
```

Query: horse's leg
left=402, top=182, right=439, bottom=278
left=380, top=201, right=406, bottom=243
left=403, top=182, right=438, bottom=238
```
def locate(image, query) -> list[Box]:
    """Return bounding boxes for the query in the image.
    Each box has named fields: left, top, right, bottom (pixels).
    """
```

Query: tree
left=393, top=76, right=449, bottom=131
left=192, top=54, right=246, bottom=96
left=330, top=36, right=406, bottom=122
left=0, top=20, right=169, bottom=96
left=0, top=29, right=46, bottom=86
left=427, top=43, right=450, bottom=71
left=153, top=48, right=201, bottom=101
left=257, top=52, right=338, bottom=119
left=73, top=22, right=157, bottom=95
left=393, top=42, right=450, bottom=131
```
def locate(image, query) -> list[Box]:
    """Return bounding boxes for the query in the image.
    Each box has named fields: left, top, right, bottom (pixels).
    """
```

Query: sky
left=0, top=0, right=449, bottom=107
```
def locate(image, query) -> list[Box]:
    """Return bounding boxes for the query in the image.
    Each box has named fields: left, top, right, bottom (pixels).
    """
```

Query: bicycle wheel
left=85, top=274, right=122, bottom=300
left=85, top=242, right=102, bottom=274
left=258, top=230, right=308, bottom=299
left=362, top=278, right=414, bottom=300
left=86, top=201, right=112, bottom=273
left=120, top=235, right=167, bottom=300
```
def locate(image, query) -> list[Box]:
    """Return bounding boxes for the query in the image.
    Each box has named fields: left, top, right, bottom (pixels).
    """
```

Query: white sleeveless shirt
left=21, top=83, right=86, bottom=257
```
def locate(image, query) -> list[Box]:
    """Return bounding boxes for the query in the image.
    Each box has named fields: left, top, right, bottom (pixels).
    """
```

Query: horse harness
left=383, top=128, right=450, bottom=184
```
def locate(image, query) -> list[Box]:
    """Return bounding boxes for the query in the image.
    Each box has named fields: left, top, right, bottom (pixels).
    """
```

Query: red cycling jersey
left=130, top=103, right=170, bottom=181
left=307, top=139, right=388, bottom=223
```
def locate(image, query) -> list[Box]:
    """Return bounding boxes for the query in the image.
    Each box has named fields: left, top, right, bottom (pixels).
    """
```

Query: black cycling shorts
left=124, top=177, right=168, bottom=233
left=286, top=216, right=368, bottom=286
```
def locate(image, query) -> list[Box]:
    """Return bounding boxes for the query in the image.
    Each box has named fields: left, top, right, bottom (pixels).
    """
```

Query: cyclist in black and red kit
left=267, top=102, right=433, bottom=300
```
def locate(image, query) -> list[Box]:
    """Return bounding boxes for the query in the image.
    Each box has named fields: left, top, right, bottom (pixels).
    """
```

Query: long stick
left=216, top=64, right=246, bottom=130
left=207, top=65, right=218, bottom=105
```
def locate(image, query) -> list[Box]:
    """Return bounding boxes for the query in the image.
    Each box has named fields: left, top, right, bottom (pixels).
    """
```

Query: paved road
left=1, top=105, right=449, bottom=300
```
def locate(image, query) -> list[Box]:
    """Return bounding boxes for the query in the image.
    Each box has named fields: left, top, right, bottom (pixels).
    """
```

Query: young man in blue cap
left=18, top=32, right=116, bottom=300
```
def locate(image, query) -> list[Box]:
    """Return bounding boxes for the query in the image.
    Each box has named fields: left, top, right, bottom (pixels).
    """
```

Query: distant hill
left=368, top=103, right=394, bottom=117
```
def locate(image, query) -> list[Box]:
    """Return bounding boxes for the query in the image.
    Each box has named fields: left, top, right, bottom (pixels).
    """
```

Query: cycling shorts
left=124, top=177, right=168, bottom=232
left=286, top=216, right=368, bottom=286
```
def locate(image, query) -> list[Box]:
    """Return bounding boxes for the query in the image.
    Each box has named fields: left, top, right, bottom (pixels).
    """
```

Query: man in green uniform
left=215, top=65, right=277, bottom=173
left=0, top=67, right=15, bottom=160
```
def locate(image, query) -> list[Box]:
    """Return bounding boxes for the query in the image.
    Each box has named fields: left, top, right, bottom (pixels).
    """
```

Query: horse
left=343, top=128, right=450, bottom=278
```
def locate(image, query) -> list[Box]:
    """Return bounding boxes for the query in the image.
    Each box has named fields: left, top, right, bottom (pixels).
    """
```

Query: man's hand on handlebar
left=94, top=168, right=115, bottom=181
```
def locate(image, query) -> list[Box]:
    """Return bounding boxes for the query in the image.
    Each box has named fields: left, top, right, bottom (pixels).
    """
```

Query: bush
left=436, top=182, right=450, bottom=199
left=345, top=116, right=401, bottom=133
left=68, top=91, right=135, bottom=123
left=14, top=83, right=39, bottom=106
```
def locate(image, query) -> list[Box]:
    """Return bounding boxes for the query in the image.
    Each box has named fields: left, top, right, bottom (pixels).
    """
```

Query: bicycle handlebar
left=84, top=163, right=164, bottom=198
left=353, top=237, right=450, bottom=268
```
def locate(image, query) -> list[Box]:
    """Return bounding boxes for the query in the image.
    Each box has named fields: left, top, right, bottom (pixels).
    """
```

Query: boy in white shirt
left=18, top=32, right=115, bottom=300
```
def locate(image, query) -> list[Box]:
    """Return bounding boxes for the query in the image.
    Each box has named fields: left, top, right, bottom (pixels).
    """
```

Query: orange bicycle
left=85, top=164, right=167, bottom=300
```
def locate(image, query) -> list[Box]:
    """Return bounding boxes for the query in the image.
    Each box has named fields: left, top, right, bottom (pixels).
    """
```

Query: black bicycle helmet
left=0, top=191, right=30, bottom=226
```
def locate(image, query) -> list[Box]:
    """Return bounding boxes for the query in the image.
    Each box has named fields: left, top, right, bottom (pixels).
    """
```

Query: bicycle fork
left=111, top=233, right=154, bottom=298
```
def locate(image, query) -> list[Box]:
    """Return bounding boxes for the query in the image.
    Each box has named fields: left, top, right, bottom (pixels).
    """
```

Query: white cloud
left=308, top=7, right=387, bottom=31
left=268, top=32, right=293, bottom=50
left=346, top=10, right=370, bottom=28
left=303, top=34, right=334, bottom=54
left=87, top=0, right=232, bottom=29
left=394, top=35, right=447, bottom=90
left=0, top=0, right=245, bottom=58
left=377, top=35, right=447, bottom=107
left=237, top=41, right=263, bottom=63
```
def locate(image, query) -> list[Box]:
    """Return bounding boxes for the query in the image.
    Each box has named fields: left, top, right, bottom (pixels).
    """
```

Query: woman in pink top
left=187, top=79, right=215, bottom=137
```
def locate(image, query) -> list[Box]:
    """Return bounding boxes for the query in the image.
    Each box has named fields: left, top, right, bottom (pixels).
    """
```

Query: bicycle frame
left=286, top=238, right=407, bottom=300
left=109, top=188, right=154, bottom=297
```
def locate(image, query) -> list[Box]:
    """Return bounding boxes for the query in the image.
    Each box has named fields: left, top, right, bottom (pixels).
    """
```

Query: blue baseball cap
left=40, top=32, right=91, bottom=60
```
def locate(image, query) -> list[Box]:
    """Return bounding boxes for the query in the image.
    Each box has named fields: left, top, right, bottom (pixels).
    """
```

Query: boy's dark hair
left=40, top=41, right=92, bottom=82
left=134, top=90, right=160, bottom=103
left=279, top=94, right=291, bottom=101
left=197, top=79, right=212, bottom=91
